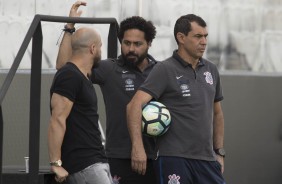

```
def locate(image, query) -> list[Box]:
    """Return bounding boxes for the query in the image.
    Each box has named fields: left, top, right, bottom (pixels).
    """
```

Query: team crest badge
left=124, top=78, right=135, bottom=91
left=168, top=174, right=180, bottom=184
left=204, top=71, right=213, bottom=85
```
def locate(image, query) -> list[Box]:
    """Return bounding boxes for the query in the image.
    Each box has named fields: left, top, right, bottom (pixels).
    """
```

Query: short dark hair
left=118, top=16, right=156, bottom=43
left=174, top=14, right=207, bottom=44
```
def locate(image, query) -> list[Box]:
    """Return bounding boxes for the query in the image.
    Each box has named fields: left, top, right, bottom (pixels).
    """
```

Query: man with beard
left=49, top=27, right=113, bottom=184
left=56, top=1, right=157, bottom=184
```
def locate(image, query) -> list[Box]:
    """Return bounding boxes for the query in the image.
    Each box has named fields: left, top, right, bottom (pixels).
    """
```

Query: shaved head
left=71, top=27, right=101, bottom=53
left=71, top=27, right=102, bottom=67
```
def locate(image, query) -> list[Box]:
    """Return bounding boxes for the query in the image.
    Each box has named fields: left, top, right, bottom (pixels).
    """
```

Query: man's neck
left=137, top=57, right=149, bottom=72
left=177, top=50, right=199, bottom=69
left=71, top=58, right=92, bottom=78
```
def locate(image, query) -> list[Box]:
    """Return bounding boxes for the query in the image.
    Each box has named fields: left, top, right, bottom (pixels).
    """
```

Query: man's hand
left=216, top=155, right=224, bottom=173
left=66, top=1, right=87, bottom=28
left=70, top=1, right=87, bottom=17
left=131, top=145, right=147, bottom=175
left=51, top=166, right=69, bottom=183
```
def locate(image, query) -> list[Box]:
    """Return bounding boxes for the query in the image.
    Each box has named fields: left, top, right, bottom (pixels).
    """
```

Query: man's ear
left=176, top=32, right=185, bottom=44
left=90, top=44, right=96, bottom=54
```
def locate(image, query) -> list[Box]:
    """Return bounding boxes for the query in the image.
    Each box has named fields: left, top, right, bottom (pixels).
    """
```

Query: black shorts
left=154, top=156, right=225, bottom=184
left=109, top=158, right=157, bottom=184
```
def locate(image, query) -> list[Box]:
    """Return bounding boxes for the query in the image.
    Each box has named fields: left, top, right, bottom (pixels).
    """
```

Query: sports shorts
left=154, top=156, right=226, bottom=184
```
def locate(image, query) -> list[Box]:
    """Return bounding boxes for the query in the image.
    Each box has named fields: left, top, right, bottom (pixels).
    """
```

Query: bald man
left=48, top=27, right=113, bottom=184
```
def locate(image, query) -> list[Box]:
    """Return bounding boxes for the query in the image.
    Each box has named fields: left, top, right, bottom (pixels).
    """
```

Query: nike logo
left=152, top=112, right=170, bottom=121
left=176, top=75, right=183, bottom=79
left=122, top=70, right=129, bottom=73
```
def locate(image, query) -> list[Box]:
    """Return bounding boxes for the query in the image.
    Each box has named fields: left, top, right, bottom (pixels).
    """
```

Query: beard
left=92, top=54, right=101, bottom=69
left=122, top=49, right=148, bottom=68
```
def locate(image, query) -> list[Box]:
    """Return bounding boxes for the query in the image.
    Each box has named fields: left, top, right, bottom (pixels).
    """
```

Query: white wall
left=0, top=0, right=282, bottom=72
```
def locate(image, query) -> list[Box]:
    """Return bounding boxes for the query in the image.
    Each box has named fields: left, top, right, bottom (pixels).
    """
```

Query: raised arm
left=56, top=1, right=86, bottom=70
left=127, top=90, right=153, bottom=175
left=213, top=101, right=225, bottom=173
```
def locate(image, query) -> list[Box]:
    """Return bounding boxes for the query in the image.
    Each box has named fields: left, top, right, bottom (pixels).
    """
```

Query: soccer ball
left=142, top=101, right=171, bottom=137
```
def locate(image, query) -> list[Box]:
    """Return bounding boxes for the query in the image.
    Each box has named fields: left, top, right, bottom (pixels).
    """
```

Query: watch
left=50, top=159, right=62, bottom=167
left=214, top=148, right=226, bottom=157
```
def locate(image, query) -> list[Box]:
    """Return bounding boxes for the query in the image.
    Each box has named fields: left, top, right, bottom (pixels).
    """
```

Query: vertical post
left=28, top=22, right=43, bottom=184
left=0, top=106, right=3, bottom=184
left=108, top=22, right=118, bottom=58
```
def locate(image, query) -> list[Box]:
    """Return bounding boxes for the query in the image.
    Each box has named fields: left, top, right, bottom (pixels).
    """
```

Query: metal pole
left=28, top=21, right=42, bottom=184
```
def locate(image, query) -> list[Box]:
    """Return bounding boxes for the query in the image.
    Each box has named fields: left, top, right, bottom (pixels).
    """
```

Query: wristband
left=62, top=25, right=76, bottom=34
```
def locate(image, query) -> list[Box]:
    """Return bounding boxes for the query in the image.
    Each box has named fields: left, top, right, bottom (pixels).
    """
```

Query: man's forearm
left=127, top=101, right=144, bottom=148
left=213, top=116, right=224, bottom=148
left=213, top=103, right=224, bottom=149
left=48, top=118, right=66, bottom=162
left=56, top=32, right=72, bottom=70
